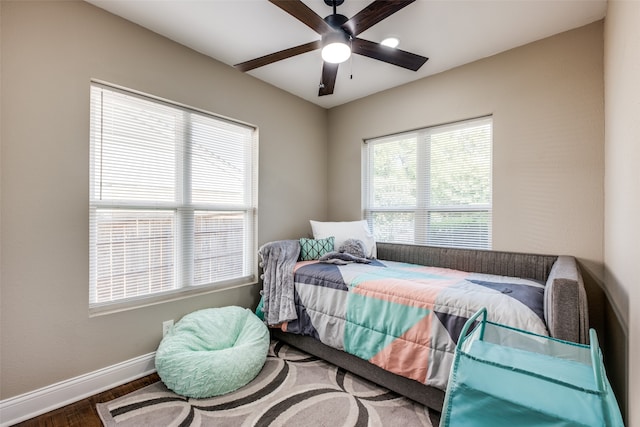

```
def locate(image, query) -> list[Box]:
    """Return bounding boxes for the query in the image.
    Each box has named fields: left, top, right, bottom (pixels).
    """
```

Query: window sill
left=89, top=277, right=258, bottom=317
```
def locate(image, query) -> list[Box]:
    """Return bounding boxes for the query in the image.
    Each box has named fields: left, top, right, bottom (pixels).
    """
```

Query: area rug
left=97, top=340, right=441, bottom=426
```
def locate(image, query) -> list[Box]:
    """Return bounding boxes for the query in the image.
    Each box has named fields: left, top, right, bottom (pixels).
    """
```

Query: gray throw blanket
left=258, top=240, right=300, bottom=326
left=318, top=251, right=371, bottom=265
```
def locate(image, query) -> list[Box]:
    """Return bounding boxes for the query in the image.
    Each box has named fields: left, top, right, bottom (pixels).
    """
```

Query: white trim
left=0, top=352, right=156, bottom=427
left=89, top=280, right=257, bottom=317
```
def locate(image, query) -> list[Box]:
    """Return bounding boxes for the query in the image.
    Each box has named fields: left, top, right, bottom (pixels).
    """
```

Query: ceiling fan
left=234, top=0, right=429, bottom=97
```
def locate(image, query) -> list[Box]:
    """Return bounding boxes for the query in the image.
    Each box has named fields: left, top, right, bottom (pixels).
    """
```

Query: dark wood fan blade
left=269, top=0, right=332, bottom=34
left=352, top=38, right=428, bottom=71
left=235, top=40, right=322, bottom=72
left=343, top=0, right=415, bottom=36
left=318, top=62, right=339, bottom=96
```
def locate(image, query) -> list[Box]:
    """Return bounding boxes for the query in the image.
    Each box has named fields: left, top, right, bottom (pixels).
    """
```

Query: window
left=363, top=116, right=492, bottom=249
left=89, top=82, right=258, bottom=312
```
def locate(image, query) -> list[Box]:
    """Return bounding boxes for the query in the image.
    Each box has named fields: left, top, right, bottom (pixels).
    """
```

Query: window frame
left=89, top=81, right=258, bottom=315
left=362, top=116, right=492, bottom=250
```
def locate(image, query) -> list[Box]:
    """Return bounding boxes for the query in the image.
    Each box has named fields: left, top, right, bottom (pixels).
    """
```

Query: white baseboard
left=0, top=352, right=156, bottom=427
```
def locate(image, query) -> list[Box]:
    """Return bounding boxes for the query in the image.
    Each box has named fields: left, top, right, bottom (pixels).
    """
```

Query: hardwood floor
left=12, top=373, right=160, bottom=427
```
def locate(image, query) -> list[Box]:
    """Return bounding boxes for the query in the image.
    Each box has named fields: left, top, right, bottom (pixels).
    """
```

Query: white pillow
left=310, top=220, right=377, bottom=259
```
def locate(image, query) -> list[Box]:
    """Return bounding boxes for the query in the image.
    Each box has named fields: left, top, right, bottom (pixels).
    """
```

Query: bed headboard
left=376, top=243, right=557, bottom=281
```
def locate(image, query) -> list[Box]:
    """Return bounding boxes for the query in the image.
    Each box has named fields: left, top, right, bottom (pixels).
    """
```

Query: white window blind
left=89, top=82, right=258, bottom=310
left=363, top=116, right=492, bottom=249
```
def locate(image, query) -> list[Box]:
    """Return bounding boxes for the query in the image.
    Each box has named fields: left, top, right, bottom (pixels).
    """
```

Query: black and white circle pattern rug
left=97, top=340, right=440, bottom=426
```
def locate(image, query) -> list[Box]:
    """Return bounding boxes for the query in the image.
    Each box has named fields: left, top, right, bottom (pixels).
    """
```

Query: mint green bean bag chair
left=155, top=306, right=269, bottom=398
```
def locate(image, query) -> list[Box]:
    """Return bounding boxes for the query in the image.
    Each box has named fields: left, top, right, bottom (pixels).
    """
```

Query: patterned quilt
left=282, top=259, right=548, bottom=390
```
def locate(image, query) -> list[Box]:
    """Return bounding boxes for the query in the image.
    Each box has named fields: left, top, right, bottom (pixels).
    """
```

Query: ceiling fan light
left=322, top=42, right=351, bottom=63
left=321, top=30, right=351, bottom=64
left=381, top=37, right=400, bottom=48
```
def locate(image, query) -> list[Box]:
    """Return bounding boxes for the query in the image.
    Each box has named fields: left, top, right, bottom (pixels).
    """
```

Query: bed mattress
left=281, top=259, right=548, bottom=390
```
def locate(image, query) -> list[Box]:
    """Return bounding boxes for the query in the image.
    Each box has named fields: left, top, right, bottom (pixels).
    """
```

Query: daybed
left=259, top=240, right=589, bottom=412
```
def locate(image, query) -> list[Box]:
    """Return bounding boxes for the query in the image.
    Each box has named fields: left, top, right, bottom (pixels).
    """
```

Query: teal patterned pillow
left=299, top=236, right=335, bottom=261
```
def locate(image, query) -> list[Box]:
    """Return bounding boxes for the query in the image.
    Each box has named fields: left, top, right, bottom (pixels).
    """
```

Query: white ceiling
left=86, top=0, right=607, bottom=109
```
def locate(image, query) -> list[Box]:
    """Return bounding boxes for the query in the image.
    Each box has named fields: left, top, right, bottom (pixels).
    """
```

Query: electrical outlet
left=162, top=319, right=174, bottom=338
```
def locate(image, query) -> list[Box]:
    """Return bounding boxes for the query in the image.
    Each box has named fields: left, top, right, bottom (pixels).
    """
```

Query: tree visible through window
left=89, top=83, right=258, bottom=310
left=363, top=117, right=492, bottom=249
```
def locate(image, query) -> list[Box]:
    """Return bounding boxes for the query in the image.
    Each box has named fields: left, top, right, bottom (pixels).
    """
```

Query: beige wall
left=0, top=1, right=327, bottom=399
left=604, top=1, right=640, bottom=425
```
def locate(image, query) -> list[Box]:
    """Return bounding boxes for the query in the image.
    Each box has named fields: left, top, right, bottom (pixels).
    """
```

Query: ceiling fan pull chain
left=349, top=36, right=354, bottom=79
left=350, top=54, right=353, bottom=80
